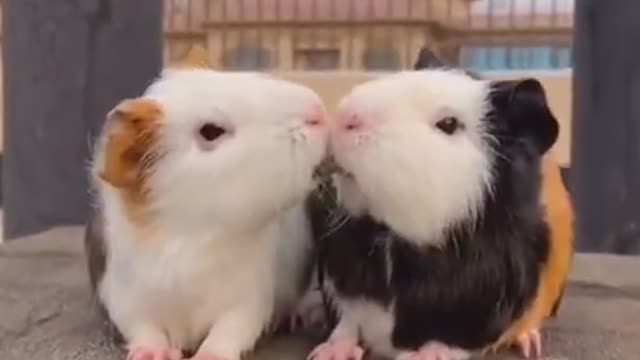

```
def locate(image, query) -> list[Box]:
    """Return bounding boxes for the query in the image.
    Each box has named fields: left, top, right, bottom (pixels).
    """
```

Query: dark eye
left=435, top=116, right=460, bottom=135
left=198, top=122, right=225, bottom=142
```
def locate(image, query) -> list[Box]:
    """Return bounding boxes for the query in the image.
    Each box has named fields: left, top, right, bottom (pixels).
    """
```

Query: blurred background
left=160, top=0, right=573, bottom=72
left=1, top=0, right=638, bottom=254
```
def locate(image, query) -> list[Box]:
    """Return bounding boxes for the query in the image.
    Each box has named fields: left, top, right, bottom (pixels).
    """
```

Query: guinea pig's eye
left=435, top=116, right=460, bottom=135
left=198, top=122, right=225, bottom=142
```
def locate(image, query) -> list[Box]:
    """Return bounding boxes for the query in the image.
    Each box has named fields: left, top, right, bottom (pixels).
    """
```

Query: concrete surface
left=1, top=227, right=639, bottom=360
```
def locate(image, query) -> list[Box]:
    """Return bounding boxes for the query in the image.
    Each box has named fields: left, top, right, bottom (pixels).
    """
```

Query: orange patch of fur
left=99, top=98, right=163, bottom=225
left=489, top=154, right=575, bottom=353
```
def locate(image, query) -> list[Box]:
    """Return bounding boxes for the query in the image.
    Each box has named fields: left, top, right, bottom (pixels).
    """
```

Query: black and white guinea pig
left=86, top=64, right=328, bottom=360
left=308, top=69, right=561, bottom=360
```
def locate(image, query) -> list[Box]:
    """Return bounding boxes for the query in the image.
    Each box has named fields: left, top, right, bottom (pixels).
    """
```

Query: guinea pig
left=410, top=53, right=574, bottom=357
left=308, top=69, right=571, bottom=360
left=87, top=62, right=328, bottom=360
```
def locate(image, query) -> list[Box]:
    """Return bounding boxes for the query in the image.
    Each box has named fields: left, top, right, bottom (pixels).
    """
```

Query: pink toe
left=516, top=329, right=544, bottom=359
left=517, top=334, right=531, bottom=358
left=127, top=349, right=152, bottom=360
left=168, top=349, right=184, bottom=360
left=531, top=331, right=542, bottom=358
left=406, top=342, right=469, bottom=360
left=128, top=348, right=184, bottom=360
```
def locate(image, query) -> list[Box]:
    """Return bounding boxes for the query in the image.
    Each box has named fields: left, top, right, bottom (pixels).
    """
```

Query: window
left=471, top=0, right=510, bottom=15
left=461, top=45, right=572, bottom=70
left=295, top=49, right=340, bottom=70
left=362, top=48, right=401, bottom=71
left=472, top=0, right=575, bottom=15
left=554, top=47, right=573, bottom=68
left=487, top=47, right=508, bottom=70
left=223, top=47, right=271, bottom=70
left=509, top=46, right=529, bottom=69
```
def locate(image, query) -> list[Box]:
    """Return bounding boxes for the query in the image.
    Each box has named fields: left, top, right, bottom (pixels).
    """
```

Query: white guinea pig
left=309, top=69, right=561, bottom=360
left=87, top=67, right=328, bottom=360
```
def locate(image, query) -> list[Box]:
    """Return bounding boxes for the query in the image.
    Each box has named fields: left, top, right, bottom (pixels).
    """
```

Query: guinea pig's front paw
left=395, top=341, right=470, bottom=360
left=289, top=289, right=329, bottom=331
left=127, top=346, right=183, bottom=360
left=514, top=328, right=542, bottom=359
left=308, top=338, right=364, bottom=360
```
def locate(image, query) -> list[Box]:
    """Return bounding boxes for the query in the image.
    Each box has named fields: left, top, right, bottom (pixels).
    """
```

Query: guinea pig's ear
left=98, top=98, right=162, bottom=189
left=414, top=47, right=446, bottom=70
left=176, top=45, right=209, bottom=69
left=491, top=78, right=559, bottom=154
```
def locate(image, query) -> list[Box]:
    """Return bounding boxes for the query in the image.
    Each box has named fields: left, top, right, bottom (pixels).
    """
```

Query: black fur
left=413, top=47, right=482, bottom=80
left=414, top=50, right=569, bottom=321
left=414, top=47, right=446, bottom=70
left=310, top=76, right=559, bottom=352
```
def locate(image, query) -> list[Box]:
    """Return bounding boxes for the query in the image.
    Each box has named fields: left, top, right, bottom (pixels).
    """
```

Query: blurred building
left=462, top=0, right=573, bottom=71
left=163, top=0, right=574, bottom=71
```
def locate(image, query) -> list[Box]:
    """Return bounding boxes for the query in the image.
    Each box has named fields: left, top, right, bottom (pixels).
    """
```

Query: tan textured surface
left=1, top=226, right=639, bottom=360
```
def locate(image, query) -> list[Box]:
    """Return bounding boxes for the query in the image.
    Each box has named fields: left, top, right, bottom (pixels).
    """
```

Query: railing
left=163, top=0, right=574, bottom=71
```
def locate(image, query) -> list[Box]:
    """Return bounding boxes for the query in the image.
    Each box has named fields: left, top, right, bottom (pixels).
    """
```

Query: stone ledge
left=1, top=227, right=639, bottom=360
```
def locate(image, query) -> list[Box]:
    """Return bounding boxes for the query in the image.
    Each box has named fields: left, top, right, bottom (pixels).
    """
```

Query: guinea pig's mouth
left=313, top=157, right=354, bottom=180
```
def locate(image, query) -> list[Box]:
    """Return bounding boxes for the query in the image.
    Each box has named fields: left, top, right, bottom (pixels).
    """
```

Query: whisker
left=321, top=209, right=351, bottom=240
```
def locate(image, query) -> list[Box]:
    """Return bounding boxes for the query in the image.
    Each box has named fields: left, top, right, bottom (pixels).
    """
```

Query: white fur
left=331, top=69, right=495, bottom=246
left=91, top=69, right=327, bottom=359
left=329, top=297, right=471, bottom=359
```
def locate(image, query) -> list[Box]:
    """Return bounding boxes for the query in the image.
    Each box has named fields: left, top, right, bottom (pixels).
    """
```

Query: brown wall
left=162, top=0, right=573, bottom=69
left=200, top=25, right=434, bottom=71
left=278, top=70, right=573, bottom=166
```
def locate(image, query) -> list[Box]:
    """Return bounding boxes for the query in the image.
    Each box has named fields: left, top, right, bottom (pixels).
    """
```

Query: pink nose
left=337, top=112, right=369, bottom=132
left=304, top=104, right=325, bottom=127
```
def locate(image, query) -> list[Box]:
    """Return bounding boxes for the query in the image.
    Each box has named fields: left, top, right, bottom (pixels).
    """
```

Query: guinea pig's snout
left=335, top=111, right=371, bottom=133
left=303, top=104, right=326, bottom=128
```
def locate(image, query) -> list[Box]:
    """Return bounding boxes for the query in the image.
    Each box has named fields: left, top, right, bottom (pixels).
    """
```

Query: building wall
left=163, top=0, right=573, bottom=71
left=202, top=25, right=436, bottom=71
left=164, top=0, right=472, bottom=70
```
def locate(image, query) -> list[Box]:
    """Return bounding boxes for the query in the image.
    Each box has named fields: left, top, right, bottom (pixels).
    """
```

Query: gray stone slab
left=1, top=227, right=639, bottom=360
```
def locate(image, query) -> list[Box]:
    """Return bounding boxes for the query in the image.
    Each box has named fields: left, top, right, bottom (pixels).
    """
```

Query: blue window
left=462, top=44, right=573, bottom=71
left=532, top=46, right=553, bottom=69
left=555, top=47, right=572, bottom=68
left=487, top=47, right=508, bottom=70
left=509, top=47, right=529, bottom=69
left=462, top=46, right=489, bottom=70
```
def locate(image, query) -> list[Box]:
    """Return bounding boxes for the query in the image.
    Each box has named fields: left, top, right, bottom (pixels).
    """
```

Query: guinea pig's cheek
left=329, top=132, right=355, bottom=153
left=302, top=124, right=329, bottom=147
